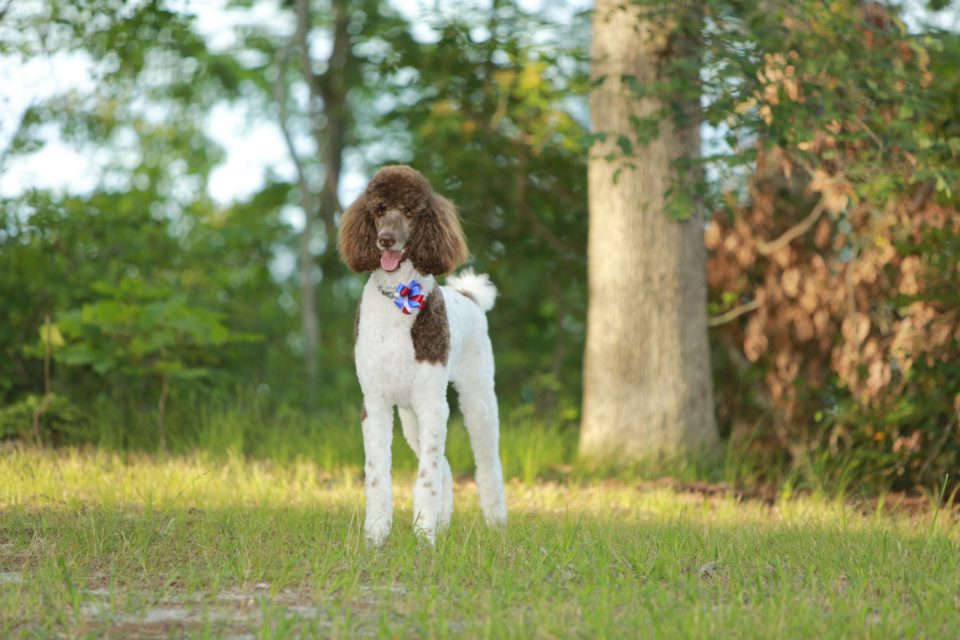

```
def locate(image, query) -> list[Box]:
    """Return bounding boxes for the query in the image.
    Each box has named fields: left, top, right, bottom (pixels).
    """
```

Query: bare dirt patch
left=78, top=581, right=331, bottom=638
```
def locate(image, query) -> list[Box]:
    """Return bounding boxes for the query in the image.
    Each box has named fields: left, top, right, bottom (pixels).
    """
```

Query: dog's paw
left=414, top=524, right=437, bottom=546
left=437, top=512, right=452, bottom=533
left=364, top=519, right=392, bottom=548
left=482, top=502, right=508, bottom=529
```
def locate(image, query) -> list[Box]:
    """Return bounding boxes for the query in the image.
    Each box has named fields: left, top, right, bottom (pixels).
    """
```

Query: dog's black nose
left=378, top=233, right=396, bottom=248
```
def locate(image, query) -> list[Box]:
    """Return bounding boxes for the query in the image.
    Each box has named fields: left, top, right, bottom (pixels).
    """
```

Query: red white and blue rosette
left=394, top=280, right=425, bottom=315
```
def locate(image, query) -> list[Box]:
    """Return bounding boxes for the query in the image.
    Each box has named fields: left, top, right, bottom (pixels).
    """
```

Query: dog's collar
left=374, top=269, right=432, bottom=301
left=376, top=276, right=430, bottom=315
left=376, top=271, right=430, bottom=298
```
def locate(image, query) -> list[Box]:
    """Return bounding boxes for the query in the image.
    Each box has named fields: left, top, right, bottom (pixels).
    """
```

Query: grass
left=42, top=394, right=915, bottom=497
left=1, top=445, right=958, bottom=638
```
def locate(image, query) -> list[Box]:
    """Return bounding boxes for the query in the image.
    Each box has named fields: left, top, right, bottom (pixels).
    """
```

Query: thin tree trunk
left=315, top=0, right=350, bottom=365
left=291, top=0, right=352, bottom=398
left=318, top=0, right=348, bottom=234
left=31, top=314, right=54, bottom=443
left=292, top=0, right=322, bottom=404
left=296, top=0, right=348, bottom=244
left=579, top=0, right=717, bottom=461
left=276, top=37, right=319, bottom=403
left=298, top=212, right=319, bottom=398
left=157, top=372, right=170, bottom=451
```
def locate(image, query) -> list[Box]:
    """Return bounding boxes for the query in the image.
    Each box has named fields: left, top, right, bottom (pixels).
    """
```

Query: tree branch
left=755, top=197, right=826, bottom=256
left=708, top=299, right=760, bottom=328
left=910, top=180, right=935, bottom=213
left=917, top=413, right=958, bottom=482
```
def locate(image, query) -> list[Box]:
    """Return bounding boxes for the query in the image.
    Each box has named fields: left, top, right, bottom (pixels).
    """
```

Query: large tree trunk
left=579, top=0, right=717, bottom=461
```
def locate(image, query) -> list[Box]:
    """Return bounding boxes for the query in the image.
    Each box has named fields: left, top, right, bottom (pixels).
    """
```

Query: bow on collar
left=393, top=280, right=425, bottom=315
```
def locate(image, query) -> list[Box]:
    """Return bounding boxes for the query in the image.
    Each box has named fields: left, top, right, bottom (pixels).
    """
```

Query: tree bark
left=286, top=0, right=352, bottom=404
left=314, top=0, right=351, bottom=367
left=275, top=37, right=319, bottom=403
left=579, top=0, right=717, bottom=461
left=157, top=372, right=170, bottom=451
left=295, top=0, right=348, bottom=243
left=318, top=0, right=348, bottom=232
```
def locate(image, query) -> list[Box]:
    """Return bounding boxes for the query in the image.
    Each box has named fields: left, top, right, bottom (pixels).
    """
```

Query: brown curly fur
left=411, top=287, right=450, bottom=364
left=338, top=165, right=468, bottom=275
left=338, top=190, right=380, bottom=272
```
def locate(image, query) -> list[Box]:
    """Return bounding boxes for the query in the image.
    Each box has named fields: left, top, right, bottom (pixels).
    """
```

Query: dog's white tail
left=447, top=269, right=497, bottom=313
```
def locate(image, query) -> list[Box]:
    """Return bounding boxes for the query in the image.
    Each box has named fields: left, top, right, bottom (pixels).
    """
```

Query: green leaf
left=38, top=324, right=65, bottom=349
left=664, top=190, right=695, bottom=222
left=170, top=367, right=210, bottom=380
left=55, top=345, right=99, bottom=367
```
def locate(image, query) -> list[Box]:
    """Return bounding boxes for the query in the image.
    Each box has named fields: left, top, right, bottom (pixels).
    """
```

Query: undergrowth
left=7, top=393, right=957, bottom=501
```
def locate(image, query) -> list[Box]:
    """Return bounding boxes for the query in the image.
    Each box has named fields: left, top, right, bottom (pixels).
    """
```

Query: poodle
left=338, top=165, right=507, bottom=546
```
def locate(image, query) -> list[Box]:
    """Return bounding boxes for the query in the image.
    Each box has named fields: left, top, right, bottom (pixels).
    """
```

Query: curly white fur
left=355, top=261, right=507, bottom=546
left=446, top=268, right=497, bottom=312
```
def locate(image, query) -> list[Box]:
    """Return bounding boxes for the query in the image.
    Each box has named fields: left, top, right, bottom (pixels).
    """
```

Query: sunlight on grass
left=1, top=447, right=958, bottom=638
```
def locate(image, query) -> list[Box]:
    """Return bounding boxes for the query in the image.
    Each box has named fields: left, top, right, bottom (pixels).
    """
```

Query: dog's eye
left=375, top=204, right=386, bottom=217
left=403, top=210, right=415, bottom=218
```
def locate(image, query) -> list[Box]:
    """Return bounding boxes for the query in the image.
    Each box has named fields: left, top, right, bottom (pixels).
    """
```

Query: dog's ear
left=409, top=192, right=469, bottom=276
left=338, top=191, right=381, bottom=272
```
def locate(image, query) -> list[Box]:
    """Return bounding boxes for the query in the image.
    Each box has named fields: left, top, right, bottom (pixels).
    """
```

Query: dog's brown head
left=338, top=165, right=468, bottom=275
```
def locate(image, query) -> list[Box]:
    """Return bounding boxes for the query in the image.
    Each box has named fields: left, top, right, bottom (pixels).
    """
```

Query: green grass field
left=2, top=444, right=958, bottom=639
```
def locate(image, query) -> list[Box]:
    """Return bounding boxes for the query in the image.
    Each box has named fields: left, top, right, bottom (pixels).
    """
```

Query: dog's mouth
left=380, top=246, right=409, bottom=272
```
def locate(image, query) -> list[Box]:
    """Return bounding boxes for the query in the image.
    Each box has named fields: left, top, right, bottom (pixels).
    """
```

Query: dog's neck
left=370, top=262, right=435, bottom=298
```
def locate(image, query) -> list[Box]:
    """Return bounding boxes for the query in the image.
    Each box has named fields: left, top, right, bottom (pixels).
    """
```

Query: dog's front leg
left=411, top=386, right=449, bottom=545
left=361, top=400, right=394, bottom=547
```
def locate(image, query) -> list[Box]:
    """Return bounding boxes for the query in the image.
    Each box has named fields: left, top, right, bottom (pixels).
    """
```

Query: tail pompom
left=447, top=269, right=497, bottom=313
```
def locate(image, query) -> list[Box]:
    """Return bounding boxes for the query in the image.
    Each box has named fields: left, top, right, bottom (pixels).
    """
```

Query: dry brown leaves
left=707, top=145, right=960, bottom=422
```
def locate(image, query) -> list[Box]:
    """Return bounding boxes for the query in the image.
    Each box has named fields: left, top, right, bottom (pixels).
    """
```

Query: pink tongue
left=380, top=249, right=403, bottom=272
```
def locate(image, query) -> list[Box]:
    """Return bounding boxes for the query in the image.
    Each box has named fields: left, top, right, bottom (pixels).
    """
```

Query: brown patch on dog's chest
left=411, top=287, right=449, bottom=365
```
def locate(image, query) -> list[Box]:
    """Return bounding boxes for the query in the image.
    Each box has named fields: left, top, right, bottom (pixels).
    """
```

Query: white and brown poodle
left=338, top=165, right=507, bottom=546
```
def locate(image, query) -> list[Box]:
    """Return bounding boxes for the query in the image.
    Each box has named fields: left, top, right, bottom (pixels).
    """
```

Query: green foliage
left=55, top=278, right=249, bottom=380
left=0, top=0, right=306, bottom=419
left=598, top=0, right=960, bottom=221
left=696, top=1, right=959, bottom=206
left=370, top=1, right=591, bottom=409
left=0, top=394, right=87, bottom=442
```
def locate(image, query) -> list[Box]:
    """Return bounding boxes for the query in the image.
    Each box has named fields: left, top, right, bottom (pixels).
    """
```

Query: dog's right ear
left=338, top=192, right=381, bottom=272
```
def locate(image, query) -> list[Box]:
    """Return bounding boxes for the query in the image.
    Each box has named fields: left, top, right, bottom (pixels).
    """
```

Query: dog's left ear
left=409, top=192, right=469, bottom=276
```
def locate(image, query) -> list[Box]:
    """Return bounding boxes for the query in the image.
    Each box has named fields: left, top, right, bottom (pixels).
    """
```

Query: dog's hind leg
left=399, top=406, right=420, bottom=456
left=400, top=406, right=453, bottom=531
left=454, top=340, right=507, bottom=527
